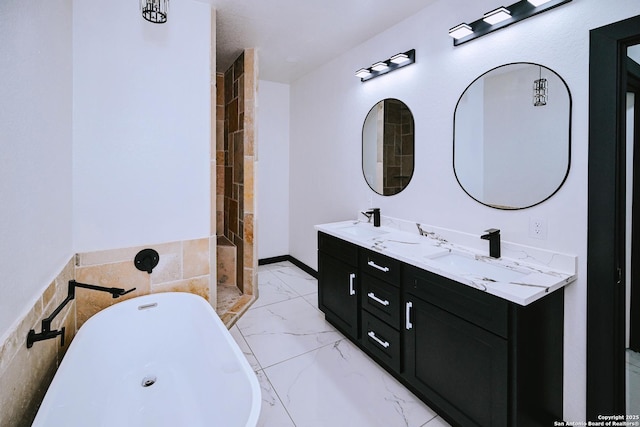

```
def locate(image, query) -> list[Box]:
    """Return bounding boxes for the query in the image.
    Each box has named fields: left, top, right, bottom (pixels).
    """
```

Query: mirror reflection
left=454, top=63, right=571, bottom=209
left=362, top=99, right=415, bottom=196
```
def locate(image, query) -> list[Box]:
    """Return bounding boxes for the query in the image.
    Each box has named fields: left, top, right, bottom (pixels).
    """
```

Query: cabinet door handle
left=406, top=301, right=413, bottom=330
left=349, top=273, right=356, bottom=296
left=367, top=331, right=390, bottom=348
left=367, top=292, right=390, bottom=306
left=367, top=260, right=390, bottom=272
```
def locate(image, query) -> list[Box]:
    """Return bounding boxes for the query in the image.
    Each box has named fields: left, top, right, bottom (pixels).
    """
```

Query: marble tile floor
left=231, top=261, right=452, bottom=427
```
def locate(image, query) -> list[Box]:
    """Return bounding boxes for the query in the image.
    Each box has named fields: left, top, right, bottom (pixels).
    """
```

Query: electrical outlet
left=529, top=217, right=547, bottom=240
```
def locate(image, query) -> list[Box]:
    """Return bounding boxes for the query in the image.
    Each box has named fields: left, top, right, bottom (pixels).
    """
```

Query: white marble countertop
left=315, top=217, right=577, bottom=306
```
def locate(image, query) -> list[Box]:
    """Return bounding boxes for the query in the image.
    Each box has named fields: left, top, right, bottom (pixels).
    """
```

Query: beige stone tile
left=216, top=284, right=242, bottom=315
left=244, top=158, right=254, bottom=214
left=75, top=261, right=150, bottom=328
left=77, top=241, right=180, bottom=267
left=152, top=276, right=210, bottom=301
left=219, top=294, right=255, bottom=328
left=216, top=73, right=224, bottom=106
left=183, top=238, right=210, bottom=279
left=217, top=243, right=237, bottom=287
left=0, top=301, right=41, bottom=379
left=216, top=150, right=225, bottom=165
left=210, top=114, right=216, bottom=160
left=216, top=164, right=224, bottom=196
left=57, top=301, right=76, bottom=362
left=216, top=122, right=225, bottom=150
left=217, top=213, right=224, bottom=237
left=0, top=326, right=57, bottom=427
left=243, top=267, right=255, bottom=296
left=244, top=119, right=254, bottom=156
left=41, top=279, right=57, bottom=311
left=150, top=251, right=181, bottom=285
left=77, top=246, right=138, bottom=266
left=244, top=214, right=254, bottom=245
left=44, top=256, right=76, bottom=314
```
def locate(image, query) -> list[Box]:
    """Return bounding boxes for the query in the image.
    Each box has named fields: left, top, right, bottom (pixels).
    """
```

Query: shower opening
left=215, top=49, right=258, bottom=325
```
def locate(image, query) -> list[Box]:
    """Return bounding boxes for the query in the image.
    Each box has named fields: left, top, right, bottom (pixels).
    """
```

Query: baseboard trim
left=258, top=255, right=317, bottom=279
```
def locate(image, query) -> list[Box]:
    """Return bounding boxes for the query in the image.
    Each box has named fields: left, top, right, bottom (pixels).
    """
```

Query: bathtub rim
left=32, top=291, right=261, bottom=427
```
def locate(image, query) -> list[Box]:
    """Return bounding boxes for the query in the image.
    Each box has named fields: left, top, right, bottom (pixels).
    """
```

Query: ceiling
left=202, top=0, right=437, bottom=83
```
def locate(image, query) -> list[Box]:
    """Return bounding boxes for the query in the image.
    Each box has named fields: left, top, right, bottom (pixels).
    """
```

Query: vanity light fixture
left=141, top=0, right=169, bottom=24
left=448, top=23, right=474, bottom=40
left=448, top=0, right=571, bottom=46
left=483, top=7, right=511, bottom=25
left=355, top=49, right=416, bottom=82
left=355, top=68, right=372, bottom=79
left=371, top=61, right=389, bottom=72
left=390, top=53, right=411, bottom=65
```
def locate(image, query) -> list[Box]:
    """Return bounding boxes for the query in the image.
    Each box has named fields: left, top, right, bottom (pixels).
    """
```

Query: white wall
left=482, top=65, right=569, bottom=207
left=73, top=0, right=212, bottom=252
left=257, top=80, right=291, bottom=259
left=287, top=0, right=640, bottom=420
left=0, top=0, right=73, bottom=339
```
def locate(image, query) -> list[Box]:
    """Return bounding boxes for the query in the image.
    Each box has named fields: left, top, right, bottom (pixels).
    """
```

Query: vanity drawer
left=318, top=232, right=358, bottom=266
left=361, top=274, right=400, bottom=329
left=360, top=250, right=401, bottom=284
left=361, top=310, right=401, bottom=372
left=404, top=264, right=509, bottom=338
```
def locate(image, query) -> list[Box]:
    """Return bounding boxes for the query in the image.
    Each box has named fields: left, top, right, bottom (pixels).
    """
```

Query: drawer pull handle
left=349, top=273, right=356, bottom=296
left=367, top=260, right=390, bottom=272
left=367, top=292, right=390, bottom=306
left=406, top=301, right=413, bottom=330
left=367, top=331, right=390, bottom=348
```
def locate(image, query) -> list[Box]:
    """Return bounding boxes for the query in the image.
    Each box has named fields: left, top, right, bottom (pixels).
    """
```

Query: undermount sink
left=429, top=252, right=526, bottom=282
left=337, top=224, right=389, bottom=238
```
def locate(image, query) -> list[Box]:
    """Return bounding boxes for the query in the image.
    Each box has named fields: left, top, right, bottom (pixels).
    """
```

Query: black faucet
left=361, top=208, right=381, bottom=227
left=27, top=280, right=136, bottom=348
left=481, top=228, right=501, bottom=258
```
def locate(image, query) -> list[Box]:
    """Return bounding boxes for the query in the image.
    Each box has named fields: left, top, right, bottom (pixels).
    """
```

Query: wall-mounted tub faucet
left=361, top=208, right=381, bottom=227
left=481, top=228, right=501, bottom=259
left=27, top=280, right=136, bottom=348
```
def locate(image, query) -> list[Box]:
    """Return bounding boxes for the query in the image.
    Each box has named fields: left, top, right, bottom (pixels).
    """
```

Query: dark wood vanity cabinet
left=317, top=232, right=564, bottom=426
left=403, top=265, right=509, bottom=426
left=318, top=232, right=360, bottom=340
left=359, top=249, right=402, bottom=371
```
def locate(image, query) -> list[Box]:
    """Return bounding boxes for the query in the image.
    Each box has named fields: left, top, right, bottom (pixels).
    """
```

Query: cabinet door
left=318, top=253, right=359, bottom=339
left=404, top=295, right=508, bottom=427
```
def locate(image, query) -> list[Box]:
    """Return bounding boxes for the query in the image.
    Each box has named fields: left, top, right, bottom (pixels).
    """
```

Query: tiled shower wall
left=221, top=50, right=257, bottom=296
left=216, top=72, right=226, bottom=238
left=223, top=52, right=246, bottom=291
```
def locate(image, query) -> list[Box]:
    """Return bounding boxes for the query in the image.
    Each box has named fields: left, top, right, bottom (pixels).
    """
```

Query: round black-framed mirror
left=453, top=62, right=572, bottom=209
left=362, top=98, right=415, bottom=196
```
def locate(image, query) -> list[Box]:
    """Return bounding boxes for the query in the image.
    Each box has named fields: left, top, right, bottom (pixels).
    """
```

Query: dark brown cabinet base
left=318, top=231, right=564, bottom=427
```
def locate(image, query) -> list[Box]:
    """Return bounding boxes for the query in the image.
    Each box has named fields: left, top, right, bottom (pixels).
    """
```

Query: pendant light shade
left=141, top=0, right=169, bottom=24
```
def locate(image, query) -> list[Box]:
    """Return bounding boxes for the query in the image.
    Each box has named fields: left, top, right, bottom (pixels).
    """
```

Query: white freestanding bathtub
left=32, top=292, right=260, bottom=427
